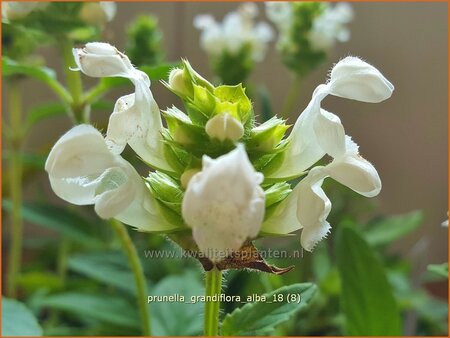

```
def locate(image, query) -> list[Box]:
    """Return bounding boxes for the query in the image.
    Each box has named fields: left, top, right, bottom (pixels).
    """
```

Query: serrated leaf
left=2, top=200, right=103, bottom=248
left=2, top=298, right=43, bottom=336
left=336, top=226, right=402, bottom=336
left=221, top=283, right=317, bottom=336
left=37, top=293, right=139, bottom=329
left=364, top=211, right=423, bottom=246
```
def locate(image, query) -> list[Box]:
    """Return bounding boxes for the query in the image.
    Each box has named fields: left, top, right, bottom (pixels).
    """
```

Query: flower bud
left=205, top=113, right=244, bottom=142
left=168, top=68, right=192, bottom=97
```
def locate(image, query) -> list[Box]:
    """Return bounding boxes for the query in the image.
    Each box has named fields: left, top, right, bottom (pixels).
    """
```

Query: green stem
left=60, top=39, right=85, bottom=123
left=110, top=220, right=151, bottom=336
left=281, top=75, right=302, bottom=118
left=82, top=82, right=108, bottom=105
left=6, top=78, right=24, bottom=298
left=204, top=268, right=222, bottom=336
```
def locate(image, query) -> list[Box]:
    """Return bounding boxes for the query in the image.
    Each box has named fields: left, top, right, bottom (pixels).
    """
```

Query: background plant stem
left=110, top=219, right=152, bottom=336
left=60, top=39, right=85, bottom=123
left=281, top=75, right=302, bottom=118
left=6, top=78, right=24, bottom=298
left=204, top=267, right=222, bottom=336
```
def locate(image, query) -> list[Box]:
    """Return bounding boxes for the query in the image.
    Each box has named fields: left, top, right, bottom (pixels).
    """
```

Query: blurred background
left=2, top=1, right=448, bottom=336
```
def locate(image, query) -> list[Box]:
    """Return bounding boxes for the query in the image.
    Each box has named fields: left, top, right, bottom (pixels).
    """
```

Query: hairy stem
left=204, top=267, right=223, bottom=336
left=6, top=78, right=24, bottom=298
left=110, top=220, right=152, bottom=336
left=281, top=75, right=302, bottom=118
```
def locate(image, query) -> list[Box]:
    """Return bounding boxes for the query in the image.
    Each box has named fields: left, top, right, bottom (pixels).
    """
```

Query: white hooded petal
left=46, top=125, right=177, bottom=232
left=73, top=43, right=171, bottom=172
left=182, top=145, right=265, bottom=262
left=329, top=56, right=394, bottom=103
left=72, top=42, right=137, bottom=79
left=296, top=167, right=331, bottom=251
left=326, top=154, right=381, bottom=198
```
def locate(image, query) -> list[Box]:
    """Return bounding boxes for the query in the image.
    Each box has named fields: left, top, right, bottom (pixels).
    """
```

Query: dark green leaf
left=68, top=251, right=137, bottom=295
left=2, top=298, right=42, bottom=336
left=150, top=271, right=204, bottom=336
left=38, top=292, right=139, bottom=329
left=2, top=200, right=103, bottom=248
left=221, top=283, right=317, bottom=336
left=364, top=211, right=423, bottom=246
left=336, top=226, right=402, bottom=336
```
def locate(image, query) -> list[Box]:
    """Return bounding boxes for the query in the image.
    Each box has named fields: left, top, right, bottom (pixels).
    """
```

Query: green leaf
left=25, top=102, right=66, bottom=129
left=68, top=251, right=137, bottom=295
left=2, top=200, right=103, bottom=248
left=336, top=226, right=402, bottom=336
left=364, top=211, right=423, bottom=246
left=38, top=292, right=139, bottom=329
left=150, top=271, right=204, bottom=336
left=2, top=298, right=43, bottom=336
left=221, top=283, right=317, bottom=336
left=427, top=262, right=448, bottom=279
left=2, top=57, right=70, bottom=102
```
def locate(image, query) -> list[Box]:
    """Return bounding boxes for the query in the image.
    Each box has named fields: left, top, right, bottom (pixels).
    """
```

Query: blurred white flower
left=80, top=2, right=117, bottom=25
left=72, top=42, right=171, bottom=172
left=2, top=1, right=47, bottom=21
left=45, top=125, right=176, bottom=232
left=182, top=145, right=265, bottom=262
left=308, top=3, right=353, bottom=51
left=194, top=2, right=274, bottom=62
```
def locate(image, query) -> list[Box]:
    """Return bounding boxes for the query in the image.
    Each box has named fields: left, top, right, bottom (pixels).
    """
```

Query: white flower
left=182, top=145, right=265, bottom=262
left=2, top=1, right=47, bottom=21
left=309, top=3, right=354, bottom=51
left=45, top=125, right=176, bottom=232
left=267, top=56, right=394, bottom=180
left=264, top=2, right=292, bottom=45
left=193, top=3, right=274, bottom=62
left=262, top=57, right=392, bottom=250
left=72, top=42, right=171, bottom=172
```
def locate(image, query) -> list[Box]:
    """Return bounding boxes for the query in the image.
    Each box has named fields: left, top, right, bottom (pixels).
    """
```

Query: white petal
left=329, top=56, right=394, bottom=103
left=46, top=125, right=177, bottom=232
left=45, top=124, right=115, bottom=180
left=182, top=145, right=265, bottom=262
left=297, top=167, right=332, bottom=251
left=205, top=113, right=244, bottom=142
left=99, top=2, right=117, bottom=22
left=313, top=108, right=346, bottom=159
left=327, top=154, right=381, bottom=197
left=267, top=85, right=330, bottom=179
left=72, top=42, right=137, bottom=79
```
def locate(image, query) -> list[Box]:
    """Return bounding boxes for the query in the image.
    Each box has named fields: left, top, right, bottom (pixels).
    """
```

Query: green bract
left=149, top=60, right=293, bottom=229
